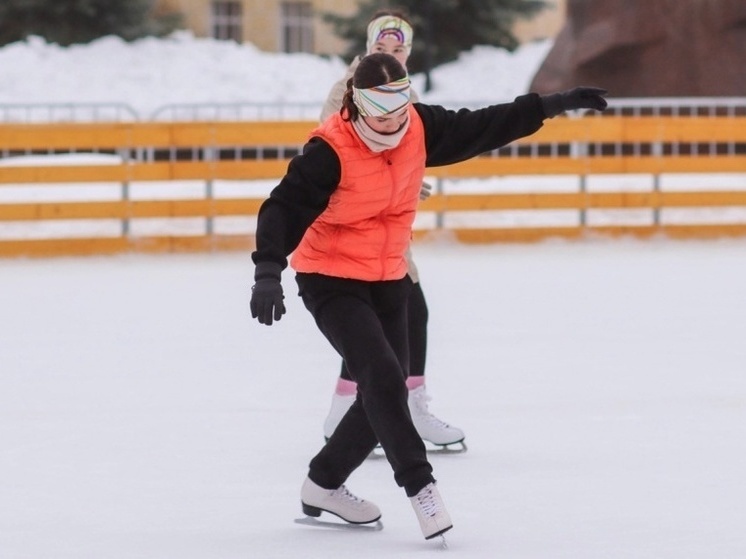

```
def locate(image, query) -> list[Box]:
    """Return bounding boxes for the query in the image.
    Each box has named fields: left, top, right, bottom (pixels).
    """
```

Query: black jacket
left=252, top=94, right=547, bottom=270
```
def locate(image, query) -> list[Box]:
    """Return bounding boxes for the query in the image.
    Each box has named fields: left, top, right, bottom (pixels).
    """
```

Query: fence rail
left=1, top=111, right=745, bottom=257
left=2, top=98, right=745, bottom=123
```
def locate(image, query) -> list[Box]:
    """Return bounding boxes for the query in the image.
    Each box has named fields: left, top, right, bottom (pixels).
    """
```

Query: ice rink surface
left=2, top=237, right=746, bottom=558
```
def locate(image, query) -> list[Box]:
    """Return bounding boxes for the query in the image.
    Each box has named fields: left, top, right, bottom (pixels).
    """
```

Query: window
left=280, top=2, right=313, bottom=53
left=211, top=1, right=242, bottom=42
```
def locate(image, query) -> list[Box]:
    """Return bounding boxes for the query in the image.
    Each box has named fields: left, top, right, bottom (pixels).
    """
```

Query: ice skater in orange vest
left=250, top=52, right=606, bottom=540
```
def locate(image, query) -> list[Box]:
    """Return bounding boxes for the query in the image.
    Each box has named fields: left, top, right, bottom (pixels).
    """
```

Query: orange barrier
left=1, top=115, right=745, bottom=257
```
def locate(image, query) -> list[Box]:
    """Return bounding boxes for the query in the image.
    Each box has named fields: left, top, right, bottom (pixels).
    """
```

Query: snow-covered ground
left=1, top=33, right=746, bottom=558
left=2, top=238, right=746, bottom=558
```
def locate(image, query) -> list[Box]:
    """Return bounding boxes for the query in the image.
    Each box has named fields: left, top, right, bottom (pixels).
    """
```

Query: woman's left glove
left=541, top=87, right=608, bottom=118
left=250, top=262, right=286, bottom=325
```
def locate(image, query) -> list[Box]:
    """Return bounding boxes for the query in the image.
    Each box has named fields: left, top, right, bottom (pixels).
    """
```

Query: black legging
left=297, top=272, right=435, bottom=497
left=339, top=280, right=428, bottom=380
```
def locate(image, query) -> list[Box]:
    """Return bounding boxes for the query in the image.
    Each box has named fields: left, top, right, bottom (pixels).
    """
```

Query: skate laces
left=414, top=485, right=441, bottom=517
left=334, top=485, right=365, bottom=507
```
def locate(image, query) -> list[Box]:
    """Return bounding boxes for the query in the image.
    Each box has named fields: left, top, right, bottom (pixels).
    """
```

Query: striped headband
left=352, top=77, right=411, bottom=117
left=366, top=16, right=414, bottom=55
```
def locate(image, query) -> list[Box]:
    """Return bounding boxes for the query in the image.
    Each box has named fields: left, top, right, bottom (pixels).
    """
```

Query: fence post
left=118, top=147, right=131, bottom=238
left=571, top=139, right=589, bottom=229
left=579, top=174, right=587, bottom=228
left=435, top=177, right=444, bottom=230
left=204, top=146, right=215, bottom=240
left=652, top=173, right=661, bottom=229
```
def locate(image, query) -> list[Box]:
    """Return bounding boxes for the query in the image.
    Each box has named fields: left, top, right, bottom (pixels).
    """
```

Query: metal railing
left=0, top=103, right=139, bottom=123
left=148, top=102, right=323, bottom=122
left=2, top=97, right=744, bottom=123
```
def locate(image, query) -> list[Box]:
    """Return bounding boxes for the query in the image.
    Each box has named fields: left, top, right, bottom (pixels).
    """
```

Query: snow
left=0, top=32, right=553, bottom=119
left=1, top=34, right=746, bottom=558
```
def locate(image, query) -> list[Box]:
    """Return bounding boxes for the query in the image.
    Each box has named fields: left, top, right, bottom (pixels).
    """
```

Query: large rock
left=529, top=0, right=746, bottom=96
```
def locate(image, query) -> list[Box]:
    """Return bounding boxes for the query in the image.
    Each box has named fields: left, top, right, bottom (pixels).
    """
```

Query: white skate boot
left=300, top=477, right=381, bottom=525
left=408, top=386, right=466, bottom=452
left=323, top=393, right=355, bottom=440
left=410, top=482, right=453, bottom=540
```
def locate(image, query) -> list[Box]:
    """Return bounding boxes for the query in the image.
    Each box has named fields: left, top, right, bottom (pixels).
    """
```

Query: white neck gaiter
left=352, top=115, right=410, bottom=153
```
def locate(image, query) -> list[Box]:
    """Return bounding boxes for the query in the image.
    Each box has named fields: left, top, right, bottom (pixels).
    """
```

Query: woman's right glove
left=540, top=87, right=608, bottom=118
left=250, top=262, right=286, bottom=325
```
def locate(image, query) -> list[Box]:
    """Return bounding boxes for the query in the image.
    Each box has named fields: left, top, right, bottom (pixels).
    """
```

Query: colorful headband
left=366, top=16, right=414, bottom=55
left=352, top=77, right=411, bottom=117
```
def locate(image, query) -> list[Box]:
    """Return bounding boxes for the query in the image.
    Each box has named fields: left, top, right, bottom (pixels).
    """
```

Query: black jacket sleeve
left=251, top=137, right=341, bottom=270
left=252, top=94, right=546, bottom=271
left=414, top=93, right=547, bottom=167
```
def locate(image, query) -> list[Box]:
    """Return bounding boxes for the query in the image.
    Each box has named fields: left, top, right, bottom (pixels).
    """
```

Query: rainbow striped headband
left=366, top=16, right=414, bottom=55
left=352, top=77, right=411, bottom=117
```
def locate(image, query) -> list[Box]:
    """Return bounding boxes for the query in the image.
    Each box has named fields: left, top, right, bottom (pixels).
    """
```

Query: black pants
left=296, top=273, right=435, bottom=497
left=340, top=280, right=429, bottom=380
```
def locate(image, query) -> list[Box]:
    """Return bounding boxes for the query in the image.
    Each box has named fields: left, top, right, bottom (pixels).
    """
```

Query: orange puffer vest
left=290, top=105, right=425, bottom=281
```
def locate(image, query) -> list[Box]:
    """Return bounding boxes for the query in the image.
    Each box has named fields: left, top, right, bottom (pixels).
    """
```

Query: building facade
left=158, top=0, right=565, bottom=56
left=160, top=0, right=356, bottom=55
left=513, top=0, right=566, bottom=43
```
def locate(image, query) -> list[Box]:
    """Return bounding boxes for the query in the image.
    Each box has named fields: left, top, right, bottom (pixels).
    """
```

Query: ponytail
left=341, top=77, right=359, bottom=122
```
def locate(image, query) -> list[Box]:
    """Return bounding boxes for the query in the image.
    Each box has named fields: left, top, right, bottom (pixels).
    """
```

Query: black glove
left=541, top=87, right=608, bottom=118
left=250, top=262, right=286, bottom=325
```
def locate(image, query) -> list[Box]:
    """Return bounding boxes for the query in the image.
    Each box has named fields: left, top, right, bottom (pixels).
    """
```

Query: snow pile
left=0, top=31, right=551, bottom=117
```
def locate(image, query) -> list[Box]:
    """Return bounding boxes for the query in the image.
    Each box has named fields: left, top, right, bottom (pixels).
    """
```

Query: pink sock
left=406, top=376, right=425, bottom=390
left=334, top=378, right=358, bottom=396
